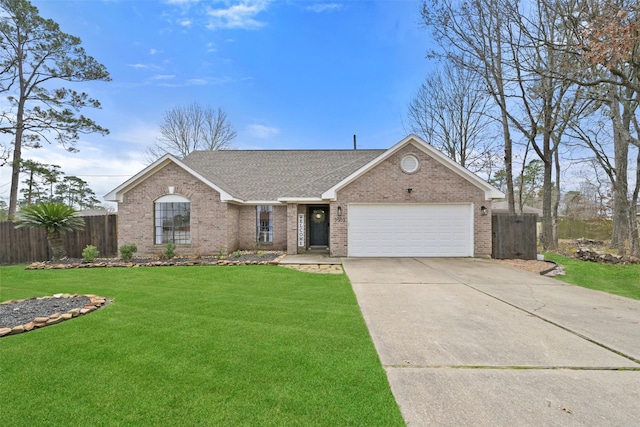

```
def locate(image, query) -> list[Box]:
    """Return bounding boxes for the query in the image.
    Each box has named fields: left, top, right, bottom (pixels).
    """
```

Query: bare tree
left=422, top=0, right=526, bottom=215
left=145, top=103, right=237, bottom=162
left=406, top=61, right=498, bottom=175
left=556, top=0, right=640, bottom=255
left=422, top=0, right=588, bottom=249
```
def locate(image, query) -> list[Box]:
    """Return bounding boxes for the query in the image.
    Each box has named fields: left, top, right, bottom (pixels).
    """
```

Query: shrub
left=233, top=250, right=242, bottom=258
left=14, top=202, right=85, bottom=261
left=164, top=243, right=176, bottom=259
left=82, top=245, right=100, bottom=263
left=119, top=243, right=138, bottom=261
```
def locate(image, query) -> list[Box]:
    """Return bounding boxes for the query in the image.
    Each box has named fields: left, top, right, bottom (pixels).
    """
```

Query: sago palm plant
left=15, top=202, right=85, bottom=260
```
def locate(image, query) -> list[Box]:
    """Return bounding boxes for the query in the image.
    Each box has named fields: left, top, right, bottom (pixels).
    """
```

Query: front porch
left=287, top=203, right=339, bottom=255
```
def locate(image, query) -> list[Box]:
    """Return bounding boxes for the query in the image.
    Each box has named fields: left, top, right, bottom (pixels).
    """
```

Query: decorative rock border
left=0, top=294, right=109, bottom=338
left=24, top=253, right=287, bottom=270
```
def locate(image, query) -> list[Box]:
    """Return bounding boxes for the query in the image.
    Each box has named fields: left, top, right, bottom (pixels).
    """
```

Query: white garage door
left=348, top=204, right=473, bottom=257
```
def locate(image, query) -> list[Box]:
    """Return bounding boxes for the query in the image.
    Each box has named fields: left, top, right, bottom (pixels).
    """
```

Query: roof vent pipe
left=353, top=134, right=357, bottom=150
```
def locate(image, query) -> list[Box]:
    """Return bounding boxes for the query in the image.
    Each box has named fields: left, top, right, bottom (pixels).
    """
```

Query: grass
left=544, top=252, right=640, bottom=300
left=0, top=265, right=404, bottom=426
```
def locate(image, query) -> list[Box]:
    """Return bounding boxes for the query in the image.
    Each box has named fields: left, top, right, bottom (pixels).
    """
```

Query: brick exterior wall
left=237, top=205, right=287, bottom=250
left=286, top=203, right=298, bottom=254
left=118, top=162, right=291, bottom=256
left=237, top=205, right=254, bottom=250
left=117, top=163, right=226, bottom=257
left=271, top=205, right=288, bottom=250
left=118, top=144, right=492, bottom=258
left=329, top=145, right=492, bottom=257
left=226, top=204, right=239, bottom=253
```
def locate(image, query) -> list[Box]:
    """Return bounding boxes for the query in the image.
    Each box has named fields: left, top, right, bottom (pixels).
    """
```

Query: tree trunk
left=541, top=147, right=555, bottom=250
left=630, top=148, right=640, bottom=257
left=609, top=92, right=630, bottom=255
left=47, top=230, right=66, bottom=261
left=553, top=147, right=562, bottom=245
left=8, top=137, right=21, bottom=218
left=501, top=109, right=516, bottom=215
left=540, top=76, right=557, bottom=251
left=8, top=42, right=27, bottom=219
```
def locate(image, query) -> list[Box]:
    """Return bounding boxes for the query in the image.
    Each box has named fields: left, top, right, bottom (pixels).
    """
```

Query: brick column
left=286, top=203, right=299, bottom=255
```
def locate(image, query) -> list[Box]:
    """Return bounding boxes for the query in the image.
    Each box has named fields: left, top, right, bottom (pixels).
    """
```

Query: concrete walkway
left=342, top=257, right=640, bottom=426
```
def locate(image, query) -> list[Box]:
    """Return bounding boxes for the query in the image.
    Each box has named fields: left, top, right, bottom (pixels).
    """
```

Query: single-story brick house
left=105, top=135, right=504, bottom=257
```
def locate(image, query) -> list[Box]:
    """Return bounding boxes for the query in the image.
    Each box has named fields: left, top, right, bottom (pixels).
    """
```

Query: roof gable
left=322, top=135, right=504, bottom=201
left=104, top=154, right=238, bottom=202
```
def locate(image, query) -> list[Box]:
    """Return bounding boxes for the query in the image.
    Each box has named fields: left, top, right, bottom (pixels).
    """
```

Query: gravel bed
left=0, top=296, right=90, bottom=329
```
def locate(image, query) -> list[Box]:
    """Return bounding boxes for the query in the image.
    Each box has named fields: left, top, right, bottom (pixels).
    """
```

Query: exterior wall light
left=480, top=205, right=488, bottom=216
left=407, top=188, right=413, bottom=194
left=337, top=206, right=342, bottom=216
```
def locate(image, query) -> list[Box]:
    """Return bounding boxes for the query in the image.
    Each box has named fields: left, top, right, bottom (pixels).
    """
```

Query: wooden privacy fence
left=0, top=214, right=117, bottom=265
left=492, top=213, right=537, bottom=260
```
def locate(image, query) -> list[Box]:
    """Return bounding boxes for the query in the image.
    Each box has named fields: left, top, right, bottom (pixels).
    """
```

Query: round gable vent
left=401, top=154, right=420, bottom=174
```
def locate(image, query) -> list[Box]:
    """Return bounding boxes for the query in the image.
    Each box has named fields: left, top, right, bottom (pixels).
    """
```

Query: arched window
left=154, top=195, right=191, bottom=244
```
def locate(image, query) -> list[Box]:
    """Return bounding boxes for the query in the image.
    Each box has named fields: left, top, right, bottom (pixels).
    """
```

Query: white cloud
left=111, top=123, right=161, bottom=146
left=246, top=124, right=280, bottom=139
left=186, top=78, right=207, bottom=85
left=164, top=0, right=199, bottom=4
left=210, top=76, right=233, bottom=84
left=178, top=18, right=192, bottom=27
left=150, top=74, right=176, bottom=80
left=153, top=77, right=220, bottom=88
left=149, top=48, right=161, bottom=55
left=0, top=140, right=148, bottom=207
left=206, top=0, right=271, bottom=30
left=306, top=3, right=343, bottom=13
left=127, top=63, right=163, bottom=72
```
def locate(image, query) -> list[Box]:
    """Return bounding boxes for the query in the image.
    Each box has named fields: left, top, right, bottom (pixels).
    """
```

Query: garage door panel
left=348, top=204, right=473, bottom=257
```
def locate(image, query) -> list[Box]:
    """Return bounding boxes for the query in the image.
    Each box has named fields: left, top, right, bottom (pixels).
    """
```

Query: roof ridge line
left=280, top=152, right=381, bottom=196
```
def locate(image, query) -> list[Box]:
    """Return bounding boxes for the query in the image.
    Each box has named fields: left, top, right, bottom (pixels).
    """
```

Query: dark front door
left=309, top=206, right=329, bottom=246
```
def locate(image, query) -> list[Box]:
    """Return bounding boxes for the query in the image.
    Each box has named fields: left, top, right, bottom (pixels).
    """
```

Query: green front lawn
left=544, top=252, right=640, bottom=300
left=0, top=265, right=404, bottom=426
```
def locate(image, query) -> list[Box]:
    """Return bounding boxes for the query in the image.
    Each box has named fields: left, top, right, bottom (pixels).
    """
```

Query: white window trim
left=154, top=196, right=191, bottom=245
left=156, top=194, right=190, bottom=203
left=257, top=205, right=273, bottom=244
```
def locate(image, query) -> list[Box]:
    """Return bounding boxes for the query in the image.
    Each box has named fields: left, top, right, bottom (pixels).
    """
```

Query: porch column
left=286, top=203, right=299, bottom=255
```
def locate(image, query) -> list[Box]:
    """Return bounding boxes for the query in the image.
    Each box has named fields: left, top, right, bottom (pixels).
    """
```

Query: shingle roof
left=182, top=149, right=384, bottom=201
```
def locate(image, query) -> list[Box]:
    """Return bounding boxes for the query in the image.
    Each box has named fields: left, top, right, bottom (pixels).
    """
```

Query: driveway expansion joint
left=461, top=282, right=640, bottom=366
left=383, top=365, right=640, bottom=371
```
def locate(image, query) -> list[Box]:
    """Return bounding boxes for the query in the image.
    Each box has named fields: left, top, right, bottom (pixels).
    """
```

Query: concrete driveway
left=342, top=257, right=640, bottom=426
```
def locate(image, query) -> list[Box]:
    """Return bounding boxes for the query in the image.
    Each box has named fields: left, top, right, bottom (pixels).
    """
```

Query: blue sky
left=1, top=0, right=435, bottom=205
